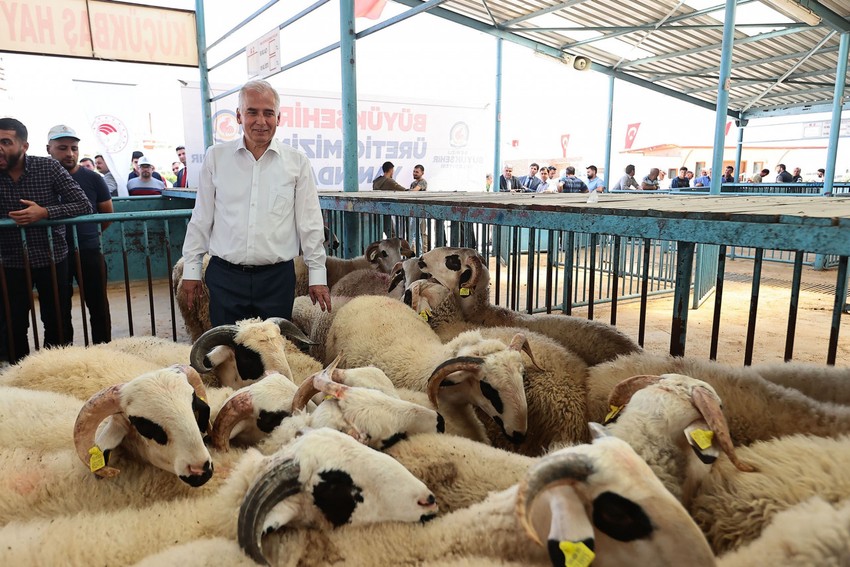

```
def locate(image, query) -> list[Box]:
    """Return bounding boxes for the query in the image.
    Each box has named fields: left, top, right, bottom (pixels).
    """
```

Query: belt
left=211, top=256, right=287, bottom=273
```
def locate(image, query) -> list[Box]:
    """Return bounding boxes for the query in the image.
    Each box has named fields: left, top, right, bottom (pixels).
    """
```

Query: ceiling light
left=759, top=0, right=822, bottom=26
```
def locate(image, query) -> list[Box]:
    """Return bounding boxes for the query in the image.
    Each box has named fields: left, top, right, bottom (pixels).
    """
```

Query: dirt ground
left=61, top=254, right=849, bottom=368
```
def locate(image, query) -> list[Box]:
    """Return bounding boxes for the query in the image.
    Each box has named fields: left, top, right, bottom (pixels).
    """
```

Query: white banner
left=73, top=80, right=144, bottom=197
left=181, top=84, right=489, bottom=192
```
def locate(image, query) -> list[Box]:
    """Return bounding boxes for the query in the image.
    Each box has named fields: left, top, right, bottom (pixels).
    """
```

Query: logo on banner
left=624, top=123, right=640, bottom=150
left=449, top=122, right=469, bottom=148
left=560, top=134, right=570, bottom=158
left=91, top=115, right=129, bottom=153
left=213, top=110, right=241, bottom=143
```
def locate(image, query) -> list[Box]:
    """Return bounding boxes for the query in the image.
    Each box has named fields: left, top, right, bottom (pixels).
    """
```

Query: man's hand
left=9, top=200, right=48, bottom=226
left=182, top=279, right=204, bottom=311
left=309, top=285, right=332, bottom=312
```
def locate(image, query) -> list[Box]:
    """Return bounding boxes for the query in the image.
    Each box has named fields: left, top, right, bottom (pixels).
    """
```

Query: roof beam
left=798, top=0, right=850, bottom=33
left=742, top=98, right=850, bottom=118
left=729, top=85, right=840, bottom=104
left=685, top=68, right=843, bottom=94
left=512, top=23, right=806, bottom=32
left=500, top=0, right=591, bottom=27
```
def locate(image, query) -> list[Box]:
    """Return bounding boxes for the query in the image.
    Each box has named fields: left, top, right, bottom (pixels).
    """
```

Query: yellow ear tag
left=419, top=310, right=430, bottom=322
left=324, top=395, right=335, bottom=401
left=199, top=396, right=206, bottom=403
left=559, top=541, right=595, bottom=567
left=459, top=287, right=471, bottom=297
left=604, top=405, right=621, bottom=424
left=690, top=429, right=714, bottom=450
left=88, top=445, right=106, bottom=473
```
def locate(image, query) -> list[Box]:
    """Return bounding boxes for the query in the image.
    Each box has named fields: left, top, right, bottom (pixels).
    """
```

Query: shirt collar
left=236, top=136, right=282, bottom=157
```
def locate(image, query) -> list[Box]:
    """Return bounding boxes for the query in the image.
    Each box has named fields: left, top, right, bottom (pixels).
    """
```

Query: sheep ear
left=261, top=499, right=302, bottom=533
left=588, top=422, right=610, bottom=440
left=94, top=416, right=130, bottom=453
left=683, top=419, right=720, bottom=465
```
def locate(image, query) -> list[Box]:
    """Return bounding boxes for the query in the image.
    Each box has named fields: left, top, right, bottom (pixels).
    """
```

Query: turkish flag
left=561, top=134, right=570, bottom=158
left=624, top=123, right=640, bottom=150
left=354, top=0, right=388, bottom=19
left=725, top=121, right=732, bottom=136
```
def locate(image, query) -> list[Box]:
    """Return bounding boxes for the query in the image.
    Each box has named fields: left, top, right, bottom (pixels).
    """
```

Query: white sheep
left=751, top=360, right=850, bottom=405
left=0, top=428, right=438, bottom=566
left=94, top=335, right=192, bottom=368
left=0, top=386, right=83, bottom=452
left=325, top=295, right=536, bottom=445
left=586, top=351, right=850, bottom=445
left=415, top=247, right=641, bottom=367
left=174, top=238, right=414, bottom=342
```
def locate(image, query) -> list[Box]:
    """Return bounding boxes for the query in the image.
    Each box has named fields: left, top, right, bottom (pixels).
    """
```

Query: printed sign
left=247, top=28, right=281, bottom=79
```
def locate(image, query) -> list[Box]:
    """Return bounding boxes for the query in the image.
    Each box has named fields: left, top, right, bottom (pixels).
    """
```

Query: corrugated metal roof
left=400, top=0, right=849, bottom=119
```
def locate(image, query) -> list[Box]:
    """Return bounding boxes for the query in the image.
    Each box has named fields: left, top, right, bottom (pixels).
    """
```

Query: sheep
left=95, top=335, right=192, bottom=368
left=174, top=238, right=414, bottom=342
left=751, top=361, right=850, bottom=405
left=415, top=247, right=641, bottom=367
left=189, top=317, right=321, bottom=389
left=0, top=428, right=438, bottom=567
left=0, top=386, right=83, bottom=452
left=212, top=358, right=444, bottom=454
left=325, top=295, right=536, bottom=445
left=586, top=351, right=850, bottom=445
left=329, top=268, right=404, bottom=299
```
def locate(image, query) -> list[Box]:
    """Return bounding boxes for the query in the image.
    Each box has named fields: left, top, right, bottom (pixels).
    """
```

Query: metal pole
left=492, top=38, right=503, bottom=191
left=603, top=75, right=614, bottom=192
left=734, top=118, right=746, bottom=183
left=709, top=0, right=737, bottom=196
left=340, top=0, right=361, bottom=258
left=824, top=32, right=849, bottom=196
left=195, top=0, right=213, bottom=149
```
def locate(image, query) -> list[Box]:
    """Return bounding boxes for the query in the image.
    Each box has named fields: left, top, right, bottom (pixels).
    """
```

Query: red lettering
left=174, top=21, right=188, bottom=57
left=91, top=13, right=109, bottom=52
left=1, top=2, right=17, bottom=41
left=19, top=4, right=36, bottom=43
left=62, top=8, right=75, bottom=49
left=157, top=20, right=172, bottom=56
left=127, top=16, right=142, bottom=52
left=109, top=14, right=126, bottom=51
left=143, top=18, right=155, bottom=59
left=35, top=5, right=53, bottom=45
left=78, top=9, right=91, bottom=49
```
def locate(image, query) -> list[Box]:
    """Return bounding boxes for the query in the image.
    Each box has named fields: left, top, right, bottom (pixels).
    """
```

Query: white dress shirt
left=182, top=137, right=327, bottom=286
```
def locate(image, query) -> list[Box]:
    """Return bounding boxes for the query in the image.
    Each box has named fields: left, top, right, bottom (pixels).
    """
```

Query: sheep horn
left=238, top=457, right=302, bottom=566
left=291, top=376, right=319, bottom=412
left=607, top=375, right=663, bottom=408
left=399, top=238, right=415, bottom=258
left=459, top=253, right=485, bottom=295
left=364, top=241, right=381, bottom=263
left=210, top=390, right=255, bottom=451
left=314, top=369, right=350, bottom=400
left=190, top=324, right=239, bottom=372
left=291, top=354, right=345, bottom=410
left=73, top=384, right=125, bottom=478
left=516, top=451, right=594, bottom=546
left=426, top=356, right=484, bottom=406
left=691, top=387, right=757, bottom=473
left=509, top=333, right=544, bottom=371
left=387, top=261, right=405, bottom=292
left=175, top=364, right=208, bottom=401
left=267, top=317, right=316, bottom=346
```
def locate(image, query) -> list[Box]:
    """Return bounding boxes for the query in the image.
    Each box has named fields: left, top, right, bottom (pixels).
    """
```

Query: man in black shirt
left=670, top=166, right=690, bottom=189
left=775, top=163, right=794, bottom=183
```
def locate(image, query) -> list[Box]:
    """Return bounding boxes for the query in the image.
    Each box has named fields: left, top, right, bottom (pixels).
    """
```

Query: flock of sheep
left=0, top=238, right=849, bottom=566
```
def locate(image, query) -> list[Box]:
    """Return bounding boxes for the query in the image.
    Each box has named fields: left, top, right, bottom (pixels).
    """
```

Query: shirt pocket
left=268, top=182, right=295, bottom=218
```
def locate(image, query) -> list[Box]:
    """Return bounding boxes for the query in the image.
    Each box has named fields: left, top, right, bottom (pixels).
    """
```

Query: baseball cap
left=47, top=125, right=80, bottom=141
left=138, top=156, right=152, bottom=166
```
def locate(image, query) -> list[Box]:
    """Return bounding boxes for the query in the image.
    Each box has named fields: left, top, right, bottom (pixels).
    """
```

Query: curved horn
left=426, top=356, right=485, bottom=406
left=190, top=325, right=239, bottom=372
left=73, top=384, right=125, bottom=478
left=291, top=354, right=345, bottom=410
left=210, top=390, right=255, bottom=451
left=460, top=253, right=485, bottom=294
left=387, top=261, right=405, bottom=292
left=399, top=238, right=415, bottom=258
left=691, top=387, right=757, bottom=473
left=509, top=333, right=544, bottom=371
left=364, top=241, right=381, bottom=263
left=175, top=364, right=208, bottom=401
left=238, top=457, right=302, bottom=566
left=268, top=317, right=316, bottom=346
left=516, top=452, right=594, bottom=545
left=607, top=375, right=663, bottom=408
left=291, top=376, right=320, bottom=412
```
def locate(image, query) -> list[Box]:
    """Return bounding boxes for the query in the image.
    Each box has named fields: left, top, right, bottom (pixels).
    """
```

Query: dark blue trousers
left=205, top=256, right=296, bottom=326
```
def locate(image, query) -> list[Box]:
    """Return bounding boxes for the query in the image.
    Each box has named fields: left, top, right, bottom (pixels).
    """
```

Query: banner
left=0, top=0, right=197, bottom=66
left=73, top=79, right=145, bottom=197
left=181, top=84, right=489, bottom=192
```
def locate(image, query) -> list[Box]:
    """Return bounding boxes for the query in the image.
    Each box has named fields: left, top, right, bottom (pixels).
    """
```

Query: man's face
left=793, top=167, right=801, bottom=176
left=529, top=165, right=538, bottom=176
left=503, top=167, right=513, bottom=179
left=95, top=156, right=109, bottom=174
left=818, top=170, right=824, bottom=178
left=237, top=88, right=279, bottom=148
left=775, top=165, right=782, bottom=173
left=132, top=157, right=140, bottom=174
left=679, top=170, right=687, bottom=179
left=139, top=164, right=153, bottom=180
left=726, top=167, right=733, bottom=175
left=540, top=169, right=549, bottom=181
left=412, top=167, right=423, bottom=180
left=0, top=129, right=28, bottom=172
left=701, top=170, right=709, bottom=177
left=47, top=138, right=79, bottom=172
left=80, top=160, right=95, bottom=171
left=172, top=162, right=181, bottom=175
left=177, top=148, right=187, bottom=165
left=586, top=168, right=595, bottom=179
left=649, top=169, right=659, bottom=180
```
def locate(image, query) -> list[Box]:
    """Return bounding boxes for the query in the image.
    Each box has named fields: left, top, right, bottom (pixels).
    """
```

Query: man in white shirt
left=181, top=80, right=330, bottom=324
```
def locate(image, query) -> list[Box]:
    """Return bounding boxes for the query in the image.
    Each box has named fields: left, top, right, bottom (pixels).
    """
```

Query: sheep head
left=388, top=255, right=425, bottom=293
left=190, top=317, right=315, bottom=389
left=292, top=356, right=445, bottom=450
left=428, top=331, right=531, bottom=445
left=516, top=435, right=715, bottom=567
left=73, top=365, right=213, bottom=486
left=238, top=428, right=438, bottom=565
left=210, top=372, right=308, bottom=451
left=402, top=279, right=456, bottom=324
left=365, top=237, right=416, bottom=274
left=605, top=373, right=757, bottom=473
left=418, top=247, right=489, bottom=309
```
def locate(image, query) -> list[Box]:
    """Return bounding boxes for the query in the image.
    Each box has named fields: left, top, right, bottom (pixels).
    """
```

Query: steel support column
left=492, top=38, right=503, bottom=191
left=709, top=0, right=737, bottom=196
left=195, top=0, right=213, bottom=149
left=603, top=75, right=614, bottom=192
left=824, top=32, right=849, bottom=196
left=734, top=119, right=746, bottom=183
left=340, top=0, right=361, bottom=258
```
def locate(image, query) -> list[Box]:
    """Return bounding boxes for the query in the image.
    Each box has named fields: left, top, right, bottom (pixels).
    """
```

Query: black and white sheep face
left=310, top=387, right=445, bottom=451
left=418, top=247, right=489, bottom=299
left=367, top=238, right=416, bottom=274
left=95, top=369, right=213, bottom=486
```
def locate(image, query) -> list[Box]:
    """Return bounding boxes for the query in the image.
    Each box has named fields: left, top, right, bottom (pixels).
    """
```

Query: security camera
left=573, top=56, right=591, bottom=71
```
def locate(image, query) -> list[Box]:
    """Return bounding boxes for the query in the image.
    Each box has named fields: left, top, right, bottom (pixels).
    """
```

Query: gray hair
left=238, top=80, right=281, bottom=113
